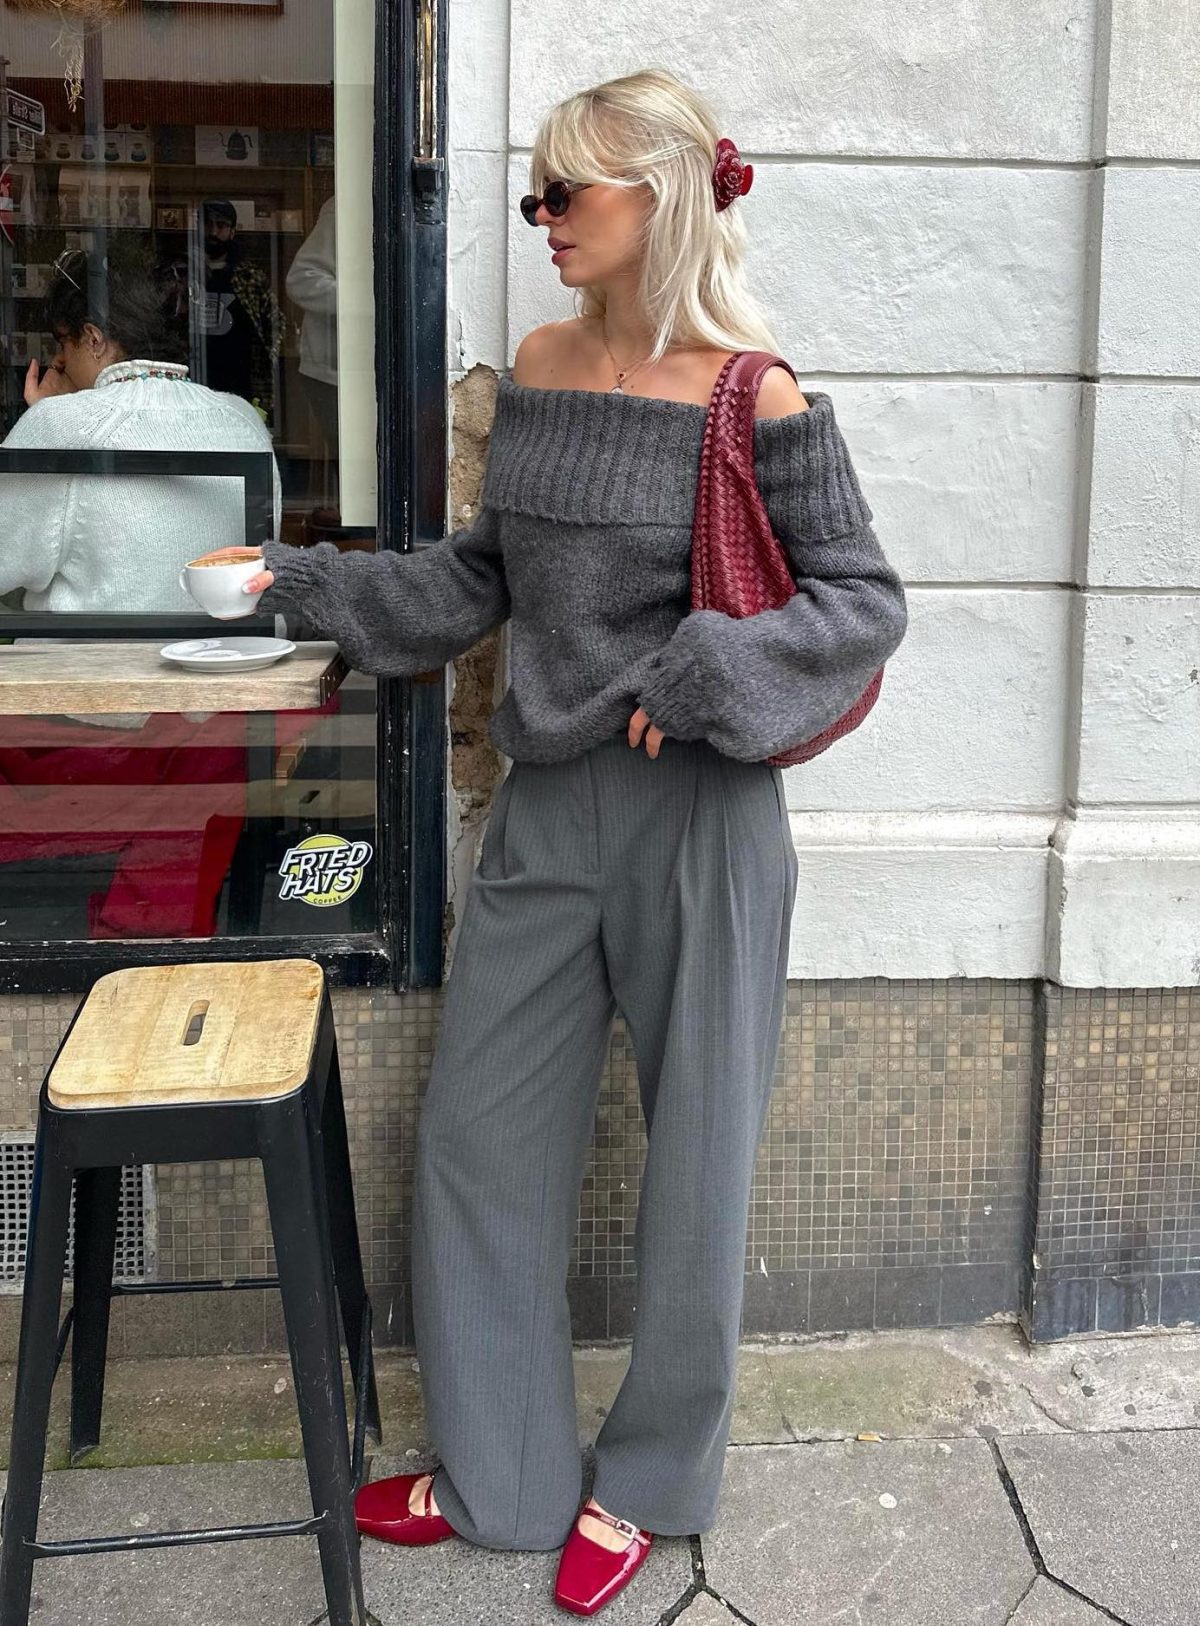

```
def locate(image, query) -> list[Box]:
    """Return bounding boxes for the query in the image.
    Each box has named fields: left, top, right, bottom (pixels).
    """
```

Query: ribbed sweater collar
left=481, top=376, right=869, bottom=536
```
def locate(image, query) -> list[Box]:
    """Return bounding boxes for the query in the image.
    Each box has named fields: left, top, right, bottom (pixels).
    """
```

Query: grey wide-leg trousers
left=411, top=730, right=798, bottom=1550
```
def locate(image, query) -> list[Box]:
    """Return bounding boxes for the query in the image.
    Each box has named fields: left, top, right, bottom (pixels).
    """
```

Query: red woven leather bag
left=692, top=350, right=885, bottom=766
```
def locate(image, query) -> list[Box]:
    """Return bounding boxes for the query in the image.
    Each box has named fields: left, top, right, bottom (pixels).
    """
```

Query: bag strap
left=693, top=351, right=798, bottom=606
left=707, top=350, right=798, bottom=452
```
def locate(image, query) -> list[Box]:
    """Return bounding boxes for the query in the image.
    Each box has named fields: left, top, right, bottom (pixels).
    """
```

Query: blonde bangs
left=530, top=97, right=646, bottom=195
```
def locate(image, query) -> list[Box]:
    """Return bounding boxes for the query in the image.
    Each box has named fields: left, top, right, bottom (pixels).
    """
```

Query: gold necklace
left=600, top=319, right=654, bottom=394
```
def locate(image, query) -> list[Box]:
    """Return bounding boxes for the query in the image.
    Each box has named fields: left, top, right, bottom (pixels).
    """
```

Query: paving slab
left=1007, top=1576, right=1113, bottom=1624
left=572, top=1345, right=790, bottom=1448
left=6, top=1461, right=327, bottom=1626
left=675, top=1593, right=739, bottom=1623
left=973, top=1325, right=1200, bottom=1435
left=758, top=1323, right=1200, bottom=1442
left=9, top=1452, right=695, bottom=1626
left=8, top=1324, right=1200, bottom=1475
left=359, top=1517, right=692, bottom=1625
left=3, top=1327, right=1200, bottom=1626
left=762, top=1330, right=1041, bottom=1440
left=999, top=1430, right=1200, bottom=1626
left=703, top=1439, right=1034, bottom=1626
left=0, top=1356, right=309, bottom=1471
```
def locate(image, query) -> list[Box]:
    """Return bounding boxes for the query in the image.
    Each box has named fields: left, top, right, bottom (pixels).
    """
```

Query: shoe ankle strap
left=583, top=1506, right=649, bottom=1544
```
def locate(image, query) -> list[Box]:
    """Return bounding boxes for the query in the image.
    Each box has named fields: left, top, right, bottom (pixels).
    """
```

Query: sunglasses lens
left=543, top=181, right=571, bottom=217
left=519, top=194, right=540, bottom=226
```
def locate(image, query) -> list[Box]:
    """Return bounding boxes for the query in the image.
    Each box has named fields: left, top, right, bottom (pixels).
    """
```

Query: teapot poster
left=195, top=126, right=259, bottom=167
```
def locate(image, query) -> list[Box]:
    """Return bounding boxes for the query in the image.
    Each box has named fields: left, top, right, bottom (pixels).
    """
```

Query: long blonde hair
left=530, top=68, right=781, bottom=362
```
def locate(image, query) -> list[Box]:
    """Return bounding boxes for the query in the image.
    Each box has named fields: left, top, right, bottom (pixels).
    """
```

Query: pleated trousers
left=410, top=729, right=798, bottom=1548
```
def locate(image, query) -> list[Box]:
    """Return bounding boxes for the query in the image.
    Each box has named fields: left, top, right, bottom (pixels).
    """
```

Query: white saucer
left=160, top=636, right=297, bottom=673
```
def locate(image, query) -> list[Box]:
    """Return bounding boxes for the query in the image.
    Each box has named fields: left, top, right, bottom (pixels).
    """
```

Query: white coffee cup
left=180, top=555, right=264, bottom=620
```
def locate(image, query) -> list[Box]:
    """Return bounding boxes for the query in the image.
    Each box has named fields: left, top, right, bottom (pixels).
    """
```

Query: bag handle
left=693, top=352, right=888, bottom=766
left=707, top=351, right=798, bottom=456
left=693, top=351, right=797, bottom=607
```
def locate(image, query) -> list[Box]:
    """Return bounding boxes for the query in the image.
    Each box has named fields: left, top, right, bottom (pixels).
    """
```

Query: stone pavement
left=5, top=1321, right=1200, bottom=1625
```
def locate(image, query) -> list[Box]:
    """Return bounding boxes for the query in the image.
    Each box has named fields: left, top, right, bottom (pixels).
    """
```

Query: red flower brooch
left=712, top=138, right=753, bottom=212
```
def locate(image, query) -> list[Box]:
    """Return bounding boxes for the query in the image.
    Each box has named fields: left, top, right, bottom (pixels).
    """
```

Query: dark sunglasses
left=519, top=179, right=592, bottom=227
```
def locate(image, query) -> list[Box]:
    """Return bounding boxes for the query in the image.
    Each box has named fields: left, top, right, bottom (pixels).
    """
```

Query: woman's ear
left=81, top=322, right=107, bottom=357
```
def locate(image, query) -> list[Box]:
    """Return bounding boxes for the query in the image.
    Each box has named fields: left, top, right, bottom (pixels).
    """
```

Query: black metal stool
left=0, top=957, right=381, bottom=1626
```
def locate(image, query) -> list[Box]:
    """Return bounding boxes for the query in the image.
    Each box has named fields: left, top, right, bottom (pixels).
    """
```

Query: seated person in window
left=0, top=243, right=282, bottom=613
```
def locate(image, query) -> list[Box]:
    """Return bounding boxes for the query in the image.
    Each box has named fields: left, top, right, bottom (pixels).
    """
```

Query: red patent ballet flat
left=354, top=1472, right=457, bottom=1545
left=554, top=1503, right=654, bottom=1616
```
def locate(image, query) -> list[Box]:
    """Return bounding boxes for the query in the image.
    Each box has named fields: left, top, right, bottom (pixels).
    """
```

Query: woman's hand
left=23, top=359, right=75, bottom=406
left=188, top=546, right=274, bottom=594
left=628, top=707, right=666, bottom=759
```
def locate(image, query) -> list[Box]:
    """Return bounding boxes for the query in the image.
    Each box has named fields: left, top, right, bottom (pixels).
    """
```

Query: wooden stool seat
left=48, top=959, right=324, bottom=1110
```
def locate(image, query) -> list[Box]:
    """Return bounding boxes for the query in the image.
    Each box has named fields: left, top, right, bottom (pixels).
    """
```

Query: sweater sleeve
left=258, top=506, right=509, bottom=676
left=0, top=401, right=78, bottom=598
left=285, top=198, right=337, bottom=319
left=635, top=399, right=908, bottom=761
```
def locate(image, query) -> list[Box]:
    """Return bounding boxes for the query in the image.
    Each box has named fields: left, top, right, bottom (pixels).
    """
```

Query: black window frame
left=0, top=0, right=448, bottom=995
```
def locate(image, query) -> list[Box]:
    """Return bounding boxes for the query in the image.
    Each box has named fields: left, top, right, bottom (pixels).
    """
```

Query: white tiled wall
left=446, top=1, right=1200, bottom=988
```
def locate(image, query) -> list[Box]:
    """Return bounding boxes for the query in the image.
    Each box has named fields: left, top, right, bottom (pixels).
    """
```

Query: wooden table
left=0, top=640, right=350, bottom=934
left=0, top=640, right=347, bottom=715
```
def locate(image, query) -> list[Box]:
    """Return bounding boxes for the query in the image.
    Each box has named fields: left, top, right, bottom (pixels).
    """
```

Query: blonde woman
left=213, top=68, right=908, bottom=1616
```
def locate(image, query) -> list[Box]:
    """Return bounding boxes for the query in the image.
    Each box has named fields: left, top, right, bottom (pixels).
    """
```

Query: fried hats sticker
left=278, top=833, right=373, bottom=906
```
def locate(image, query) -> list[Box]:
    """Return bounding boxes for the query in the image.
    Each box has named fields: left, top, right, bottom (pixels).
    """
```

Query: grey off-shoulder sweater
left=258, top=376, right=908, bottom=764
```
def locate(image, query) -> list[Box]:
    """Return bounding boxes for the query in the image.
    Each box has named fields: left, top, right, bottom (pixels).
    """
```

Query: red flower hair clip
left=712, top=138, right=753, bottom=212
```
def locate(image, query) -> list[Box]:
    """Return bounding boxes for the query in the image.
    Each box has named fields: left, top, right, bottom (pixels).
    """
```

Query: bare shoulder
left=511, top=319, right=591, bottom=388
left=755, top=366, right=810, bottom=420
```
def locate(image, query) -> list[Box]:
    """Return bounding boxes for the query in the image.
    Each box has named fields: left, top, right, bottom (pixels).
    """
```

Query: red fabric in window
left=0, top=701, right=339, bottom=938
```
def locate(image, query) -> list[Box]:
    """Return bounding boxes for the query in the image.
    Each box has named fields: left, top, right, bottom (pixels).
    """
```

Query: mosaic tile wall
left=0, top=977, right=1193, bottom=1353
left=1028, top=985, right=1200, bottom=1340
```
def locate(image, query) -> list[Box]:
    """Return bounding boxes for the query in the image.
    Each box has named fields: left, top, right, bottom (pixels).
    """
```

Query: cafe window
left=0, top=0, right=447, bottom=989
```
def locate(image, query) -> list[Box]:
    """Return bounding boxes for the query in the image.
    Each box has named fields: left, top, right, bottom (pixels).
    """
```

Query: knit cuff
left=258, top=538, right=332, bottom=613
left=636, top=612, right=728, bottom=740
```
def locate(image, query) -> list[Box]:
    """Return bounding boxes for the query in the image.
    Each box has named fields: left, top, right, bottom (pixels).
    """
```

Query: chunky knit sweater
left=259, top=376, right=908, bottom=763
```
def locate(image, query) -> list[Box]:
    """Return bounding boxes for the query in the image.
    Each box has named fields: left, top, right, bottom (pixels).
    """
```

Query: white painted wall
left=447, top=0, right=1200, bottom=988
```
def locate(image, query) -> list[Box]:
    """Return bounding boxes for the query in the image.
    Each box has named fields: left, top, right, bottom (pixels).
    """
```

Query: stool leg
left=0, top=1126, right=73, bottom=1626
left=261, top=1096, right=367, bottom=1626
left=320, top=1045, right=382, bottom=1445
left=69, top=1166, right=122, bottom=1465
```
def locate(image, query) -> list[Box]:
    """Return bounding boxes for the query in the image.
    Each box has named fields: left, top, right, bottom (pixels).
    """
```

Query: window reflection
left=286, top=193, right=339, bottom=515
left=193, top=197, right=285, bottom=424
left=1, top=1, right=368, bottom=595
left=0, top=0, right=380, bottom=943
left=0, top=240, right=282, bottom=613
left=0, top=682, right=377, bottom=941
